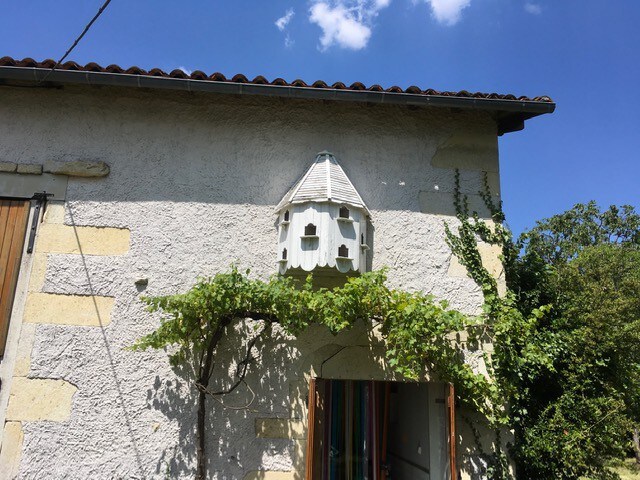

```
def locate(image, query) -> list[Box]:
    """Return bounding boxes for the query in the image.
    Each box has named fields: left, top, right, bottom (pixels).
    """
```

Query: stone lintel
left=43, top=160, right=109, bottom=178
left=0, top=161, right=17, bottom=173
left=16, top=164, right=43, bottom=175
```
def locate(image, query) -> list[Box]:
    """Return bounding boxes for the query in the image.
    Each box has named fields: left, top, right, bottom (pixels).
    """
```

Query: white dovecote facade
left=275, top=152, right=370, bottom=276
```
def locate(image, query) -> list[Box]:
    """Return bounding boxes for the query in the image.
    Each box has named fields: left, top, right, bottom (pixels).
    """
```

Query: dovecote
left=275, top=152, right=371, bottom=277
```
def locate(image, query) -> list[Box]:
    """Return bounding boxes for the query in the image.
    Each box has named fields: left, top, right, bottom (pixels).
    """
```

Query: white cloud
left=275, top=8, right=295, bottom=48
left=524, top=3, right=542, bottom=15
left=275, top=8, right=295, bottom=31
left=425, top=0, right=472, bottom=26
left=178, top=66, right=192, bottom=75
left=309, top=0, right=390, bottom=51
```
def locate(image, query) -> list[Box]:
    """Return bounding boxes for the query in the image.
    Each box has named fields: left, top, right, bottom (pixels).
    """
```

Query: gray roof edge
left=0, top=66, right=556, bottom=130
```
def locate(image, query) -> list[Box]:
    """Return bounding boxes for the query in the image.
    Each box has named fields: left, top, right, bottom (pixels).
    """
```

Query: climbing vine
left=132, top=266, right=498, bottom=479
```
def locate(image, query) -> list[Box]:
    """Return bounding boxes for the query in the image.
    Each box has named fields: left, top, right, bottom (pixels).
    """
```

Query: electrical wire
left=39, top=0, right=114, bottom=84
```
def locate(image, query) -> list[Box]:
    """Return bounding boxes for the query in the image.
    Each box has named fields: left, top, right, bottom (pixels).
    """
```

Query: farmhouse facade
left=0, top=57, right=554, bottom=479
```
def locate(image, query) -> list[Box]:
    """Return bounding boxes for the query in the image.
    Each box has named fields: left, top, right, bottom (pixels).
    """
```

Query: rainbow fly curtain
left=320, top=380, right=390, bottom=480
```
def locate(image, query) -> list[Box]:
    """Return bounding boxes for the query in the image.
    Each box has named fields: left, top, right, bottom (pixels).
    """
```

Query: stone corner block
left=419, top=191, right=497, bottom=219
left=255, top=418, right=305, bottom=439
left=0, top=421, right=24, bottom=479
left=292, top=438, right=307, bottom=475
left=447, top=243, right=505, bottom=283
left=431, top=132, right=499, bottom=172
left=16, top=164, right=43, bottom=175
left=12, top=323, right=37, bottom=378
left=6, top=378, right=77, bottom=422
left=27, top=253, right=47, bottom=293
left=43, top=160, right=110, bottom=178
left=35, top=224, right=130, bottom=255
left=24, top=292, right=114, bottom=326
left=42, top=201, right=65, bottom=224
left=243, top=472, right=296, bottom=480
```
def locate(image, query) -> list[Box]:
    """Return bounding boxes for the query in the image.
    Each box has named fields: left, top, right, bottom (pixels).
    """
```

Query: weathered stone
left=448, top=241, right=507, bottom=296
left=255, top=418, right=306, bottom=439
left=27, top=253, right=47, bottom=293
left=292, top=439, right=306, bottom=475
left=34, top=224, right=130, bottom=255
left=12, top=323, right=37, bottom=377
left=0, top=422, right=24, bottom=479
left=431, top=132, right=499, bottom=172
left=42, top=200, right=65, bottom=224
left=243, top=472, right=296, bottom=480
left=23, top=292, right=114, bottom=326
left=43, top=160, right=110, bottom=177
left=6, top=378, right=77, bottom=422
left=16, top=163, right=43, bottom=175
left=419, top=190, right=496, bottom=218
left=0, top=161, right=17, bottom=172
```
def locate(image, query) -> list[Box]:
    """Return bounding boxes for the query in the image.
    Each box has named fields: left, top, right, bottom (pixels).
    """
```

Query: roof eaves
left=0, top=59, right=556, bottom=134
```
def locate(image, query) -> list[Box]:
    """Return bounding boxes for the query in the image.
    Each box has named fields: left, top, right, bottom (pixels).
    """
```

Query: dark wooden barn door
left=0, top=199, right=30, bottom=356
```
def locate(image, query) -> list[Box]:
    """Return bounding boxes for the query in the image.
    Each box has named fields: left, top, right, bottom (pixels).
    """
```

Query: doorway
left=306, top=379, right=450, bottom=480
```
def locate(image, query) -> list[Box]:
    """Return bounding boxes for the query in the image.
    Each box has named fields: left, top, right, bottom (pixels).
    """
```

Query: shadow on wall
left=147, top=320, right=398, bottom=479
left=66, top=205, right=147, bottom=478
left=456, top=409, right=515, bottom=480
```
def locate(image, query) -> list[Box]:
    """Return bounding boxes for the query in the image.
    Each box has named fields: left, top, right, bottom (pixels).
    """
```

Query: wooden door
left=306, top=378, right=327, bottom=480
left=0, top=199, right=30, bottom=356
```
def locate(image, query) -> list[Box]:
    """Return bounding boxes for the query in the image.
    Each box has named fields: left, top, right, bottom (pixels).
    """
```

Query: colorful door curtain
left=313, top=379, right=391, bottom=480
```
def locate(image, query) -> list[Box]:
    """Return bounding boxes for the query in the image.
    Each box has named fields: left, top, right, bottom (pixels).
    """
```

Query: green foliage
left=512, top=201, right=640, bottom=317
left=132, top=263, right=503, bottom=479
left=520, top=201, right=640, bottom=266
left=444, top=171, right=640, bottom=479
left=511, top=208, right=640, bottom=479
left=518, top=393, right=628, bottom=480
left=132, top=267, right=494, bottom=413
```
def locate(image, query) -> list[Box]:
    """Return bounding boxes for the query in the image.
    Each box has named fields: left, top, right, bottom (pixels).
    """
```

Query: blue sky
left=2, top=0, right=639, bottom=236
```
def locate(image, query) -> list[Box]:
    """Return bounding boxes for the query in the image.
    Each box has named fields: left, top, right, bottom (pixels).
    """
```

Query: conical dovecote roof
left=275, top=152, right=370, bottom=214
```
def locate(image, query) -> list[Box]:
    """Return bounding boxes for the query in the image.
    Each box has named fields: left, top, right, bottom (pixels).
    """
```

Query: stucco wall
left=0, top=86, right=503, bottom=479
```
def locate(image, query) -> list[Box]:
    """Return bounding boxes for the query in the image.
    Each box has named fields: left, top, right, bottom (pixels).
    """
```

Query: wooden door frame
left=447, top=382, right=457, bottom=480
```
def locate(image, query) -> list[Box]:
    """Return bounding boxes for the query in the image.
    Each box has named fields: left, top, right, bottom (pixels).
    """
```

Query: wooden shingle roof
left=275, top=152, right=369, bottom=215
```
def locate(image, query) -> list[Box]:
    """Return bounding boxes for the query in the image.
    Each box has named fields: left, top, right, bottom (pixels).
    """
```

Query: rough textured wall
left=0, top=86, right=502, bottom=479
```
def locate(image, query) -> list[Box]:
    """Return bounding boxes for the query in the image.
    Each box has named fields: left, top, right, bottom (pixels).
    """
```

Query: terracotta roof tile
left=190, top=70, right=207, bottom=80
left=0, top=56, right=554, bottom=104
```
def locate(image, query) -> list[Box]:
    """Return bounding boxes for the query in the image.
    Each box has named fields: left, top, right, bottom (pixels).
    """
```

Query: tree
left=508, top=204, right=640, bottom=478
left=444, top=176, right=640, bottom=478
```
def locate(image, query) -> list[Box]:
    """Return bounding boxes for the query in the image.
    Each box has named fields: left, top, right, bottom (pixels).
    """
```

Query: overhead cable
left=39, top=0, right=114, bottom=84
